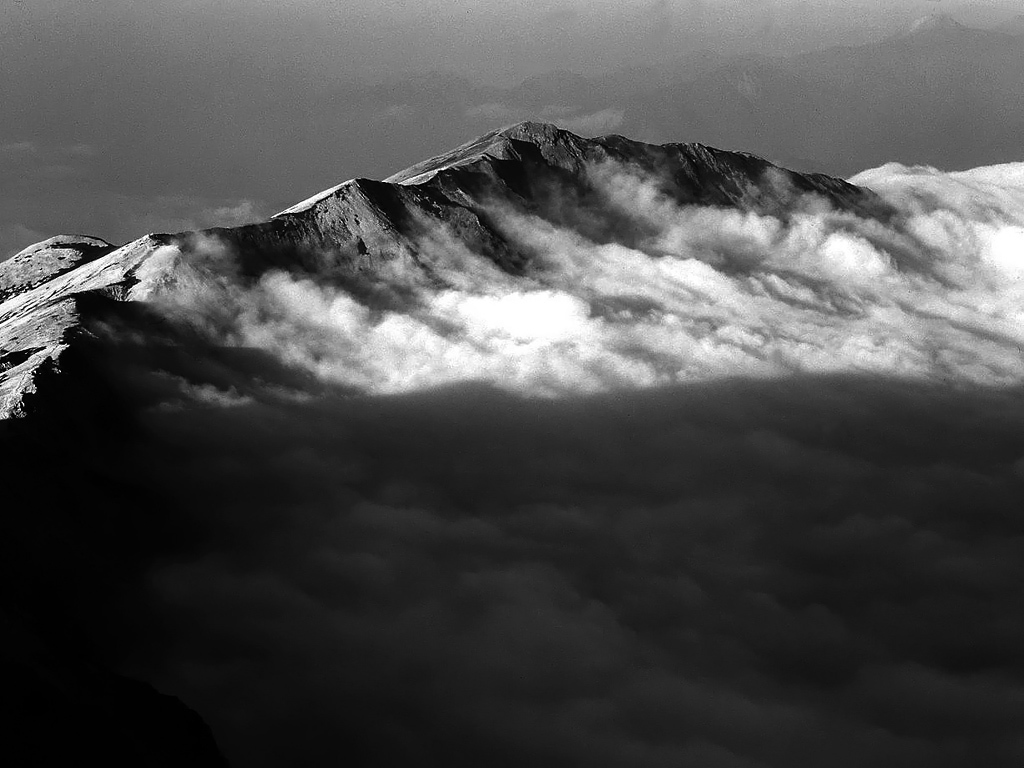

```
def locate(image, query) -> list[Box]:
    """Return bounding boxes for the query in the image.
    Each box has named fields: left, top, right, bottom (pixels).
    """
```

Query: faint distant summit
left=897, top=13, right=968, bottom=39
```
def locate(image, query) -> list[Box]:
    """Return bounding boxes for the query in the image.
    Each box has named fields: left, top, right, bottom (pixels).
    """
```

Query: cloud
left=553, top=108, right=626, bottom=136
left=109, top=376, right=1024, bottom=768
left=130, top=158, right=1024, bottom=400
left=0, top=193, right=267, bottom=268
left=63, top=155, right=1024, bottom=767
left=464, top=104, right=624, bottom=135
left=464, top=103, right=622, bottom=135
left=119, top=196, right=267, bottom=236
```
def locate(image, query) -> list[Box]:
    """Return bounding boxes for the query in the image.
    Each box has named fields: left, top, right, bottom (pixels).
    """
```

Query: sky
left=3, top=0, right=1024, bottom=257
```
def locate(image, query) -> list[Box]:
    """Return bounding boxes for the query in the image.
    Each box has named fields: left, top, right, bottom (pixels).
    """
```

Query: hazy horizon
left=3, top=0, right=1024, bottom=257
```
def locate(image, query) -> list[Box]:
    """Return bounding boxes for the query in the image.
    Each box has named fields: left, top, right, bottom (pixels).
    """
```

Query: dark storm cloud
left=112, top=377, right=1024, bottom=768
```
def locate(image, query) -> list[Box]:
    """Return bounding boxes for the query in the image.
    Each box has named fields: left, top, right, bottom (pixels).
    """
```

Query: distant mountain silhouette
left=346, top=19, right=1024, bottom=177
left=612, top=15, right=1024, bottom=175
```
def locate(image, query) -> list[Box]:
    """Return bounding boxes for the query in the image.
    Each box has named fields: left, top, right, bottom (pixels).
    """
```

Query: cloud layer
left=140, top=159, right=1024, bottom=398
left=119, top=378, right=1024, bottom=768
left=81, top=158, right=1024, bottom=768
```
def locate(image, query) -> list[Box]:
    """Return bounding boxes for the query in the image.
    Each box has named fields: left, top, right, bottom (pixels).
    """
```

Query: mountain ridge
left=3, top=121, right=1023, bottom=767
left=1, top=121, right=885, bottom=424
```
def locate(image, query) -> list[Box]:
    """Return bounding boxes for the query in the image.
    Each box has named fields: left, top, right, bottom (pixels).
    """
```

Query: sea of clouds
left=105, top=159, right=1024, bottom=767
left=135, top=157, right=1024, bottom=399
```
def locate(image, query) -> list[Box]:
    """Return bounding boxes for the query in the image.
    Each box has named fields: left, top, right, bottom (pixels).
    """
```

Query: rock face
left=0, top=122, right=887, bottom=766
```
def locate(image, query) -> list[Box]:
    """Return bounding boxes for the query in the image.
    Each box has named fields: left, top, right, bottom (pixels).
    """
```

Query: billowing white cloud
left=140, top=158, right=1024, bottom=399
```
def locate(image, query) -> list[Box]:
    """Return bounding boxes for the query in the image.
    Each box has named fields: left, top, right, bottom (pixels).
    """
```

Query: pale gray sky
left=2, top=0, right=1023, bottom=255
left=6, top=1, right=1015, bottom=84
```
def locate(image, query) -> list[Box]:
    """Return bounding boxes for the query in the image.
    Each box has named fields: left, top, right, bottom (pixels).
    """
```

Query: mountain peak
left=385, top=121, right=581, bottom=186
left=496, top=120, right=569, bottom=143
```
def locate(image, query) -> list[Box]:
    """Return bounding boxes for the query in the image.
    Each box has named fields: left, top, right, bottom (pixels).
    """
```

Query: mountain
left=0, top=124, right=893, bottom=764
left=1, top=241, right=232, bottom=768
left=11, top=19, right=1024, bottom=251
left=7, top=122, right=1024, bottom=767
left=0, top=121, right=884, bottom=423
left=0, top=235, right=117, bottom=303
left=0, top=122, right=895, bottom=766
left=298, top=18, right=1024, bottom=180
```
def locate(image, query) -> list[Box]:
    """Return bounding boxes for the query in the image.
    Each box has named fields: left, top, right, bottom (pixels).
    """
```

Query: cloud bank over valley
left=50, top=148, right=1024, bottom=767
